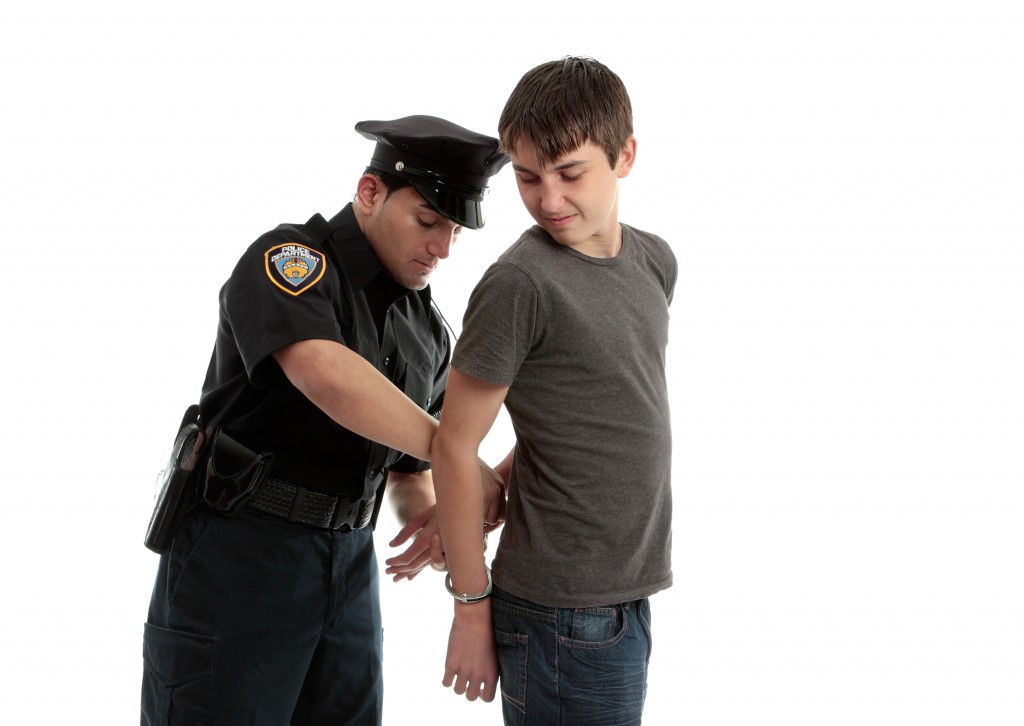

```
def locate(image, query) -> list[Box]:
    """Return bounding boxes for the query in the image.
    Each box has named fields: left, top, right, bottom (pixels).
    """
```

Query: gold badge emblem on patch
left=265, top=243, right=326, bottom=296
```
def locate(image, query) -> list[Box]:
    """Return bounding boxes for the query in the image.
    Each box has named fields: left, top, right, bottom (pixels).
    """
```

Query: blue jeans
left=491, top=586, right=653, bottom=726
left=141, top=506, right=383, bottom=725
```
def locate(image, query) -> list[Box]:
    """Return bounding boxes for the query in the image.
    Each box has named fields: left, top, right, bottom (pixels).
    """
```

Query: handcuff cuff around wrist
left=445, top=566, right=493, bottom=604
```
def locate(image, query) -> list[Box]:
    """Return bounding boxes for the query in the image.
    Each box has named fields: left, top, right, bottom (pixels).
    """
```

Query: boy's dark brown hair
left=498, top=56, right=633, bottom=169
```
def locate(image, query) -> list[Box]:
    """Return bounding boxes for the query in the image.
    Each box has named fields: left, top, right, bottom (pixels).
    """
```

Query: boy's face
left=509, top=138, right=636, bottom=256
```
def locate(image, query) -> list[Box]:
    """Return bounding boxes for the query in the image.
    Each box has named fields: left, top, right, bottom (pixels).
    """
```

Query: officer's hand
left=429, top=532, right=447, bottom=572
left=479, top=460, right=506, bottom=533
left=424, top=528, right=493, bottom=578
left=385, top=505, right=439, bottom=582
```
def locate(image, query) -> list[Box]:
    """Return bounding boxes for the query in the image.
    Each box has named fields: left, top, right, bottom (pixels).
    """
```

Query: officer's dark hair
left=498, top=56, right=633, bottom=169
left=363, top=167, right=413, bottom=199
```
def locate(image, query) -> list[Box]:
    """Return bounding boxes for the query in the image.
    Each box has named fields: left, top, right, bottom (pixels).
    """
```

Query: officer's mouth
left=414, top=259, right=438, bottom=273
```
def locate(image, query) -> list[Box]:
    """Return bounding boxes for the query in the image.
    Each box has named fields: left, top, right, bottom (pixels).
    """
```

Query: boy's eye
left=561, top=173, right=582, bottom=182
left=517, top=174, right=539, bottom=185
left=418, top=218, right=437, bottom=229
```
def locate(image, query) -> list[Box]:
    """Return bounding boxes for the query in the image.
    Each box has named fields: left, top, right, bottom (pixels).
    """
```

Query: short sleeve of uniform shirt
left=222, top=232, right=346, bottom=389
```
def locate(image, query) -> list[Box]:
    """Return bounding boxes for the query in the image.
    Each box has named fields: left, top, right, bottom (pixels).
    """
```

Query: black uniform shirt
left=199, top=204, right=450, bottom=499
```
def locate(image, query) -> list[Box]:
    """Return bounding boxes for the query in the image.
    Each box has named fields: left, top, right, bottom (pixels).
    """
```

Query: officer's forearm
left=387, top=470, right=435, bottom=525
left=274, top=338, right=438, bottom=461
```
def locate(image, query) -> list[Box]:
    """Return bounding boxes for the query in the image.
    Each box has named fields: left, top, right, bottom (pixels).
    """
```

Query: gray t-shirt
left=452, top=223, right=677, bottom=607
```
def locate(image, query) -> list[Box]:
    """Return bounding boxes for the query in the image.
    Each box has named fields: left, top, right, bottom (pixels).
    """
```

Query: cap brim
left=411, top=183, right=485, bottom=230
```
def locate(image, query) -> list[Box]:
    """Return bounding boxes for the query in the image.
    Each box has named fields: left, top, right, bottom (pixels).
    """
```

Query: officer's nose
left=427, top=226, right=458, bottom=260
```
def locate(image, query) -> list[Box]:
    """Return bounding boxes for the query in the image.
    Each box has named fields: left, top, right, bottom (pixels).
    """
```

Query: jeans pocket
left=494, top=627, right=528, bottom=726
left=637, top=599, right=653, bottom=665
left=569, top=606, right=623, bottom=645
left=559, top=605, right=648, bottom=724
left=141, top=622, right=215, bottom=725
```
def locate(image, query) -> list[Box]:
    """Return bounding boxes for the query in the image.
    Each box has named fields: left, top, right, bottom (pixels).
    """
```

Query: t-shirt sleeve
left=663, top=242, right=678, bottom=306
left=451, top=261, right=537, bottom=386
left=223, top=237, right=344, bottom=388
left=639, top=229, right=678, bottom=307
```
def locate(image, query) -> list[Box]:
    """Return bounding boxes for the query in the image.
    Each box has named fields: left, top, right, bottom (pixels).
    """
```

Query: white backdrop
left=2, top=1, right=1022, bottom=724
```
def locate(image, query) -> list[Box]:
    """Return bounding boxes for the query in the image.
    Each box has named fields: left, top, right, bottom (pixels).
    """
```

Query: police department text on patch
left=264, top=243, right=327, bottom=296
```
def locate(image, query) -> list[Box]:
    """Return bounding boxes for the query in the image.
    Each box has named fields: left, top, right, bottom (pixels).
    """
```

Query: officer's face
left=364, top=185, right=462, bottom=290
left=510, top=138, right=636, bottom=257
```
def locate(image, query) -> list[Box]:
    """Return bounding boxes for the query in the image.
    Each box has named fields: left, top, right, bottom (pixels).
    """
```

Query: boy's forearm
left=433, top=438, right=489, bottom=593
left=432, top=367, right=509, bottom=594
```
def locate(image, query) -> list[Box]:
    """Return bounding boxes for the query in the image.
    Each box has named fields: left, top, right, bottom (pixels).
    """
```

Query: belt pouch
left=145, top=405, right=208, bottom=554
left=202, top=429, right=273, bottom=517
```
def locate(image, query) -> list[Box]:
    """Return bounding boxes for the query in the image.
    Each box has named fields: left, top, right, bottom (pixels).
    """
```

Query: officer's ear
left=354, top=174, right=386, bottom=213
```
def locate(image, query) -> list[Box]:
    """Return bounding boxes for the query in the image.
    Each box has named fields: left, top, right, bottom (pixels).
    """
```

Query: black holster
left=144, top=405, right=210, bottom=554
left=201, top=429, right=274, bottom=517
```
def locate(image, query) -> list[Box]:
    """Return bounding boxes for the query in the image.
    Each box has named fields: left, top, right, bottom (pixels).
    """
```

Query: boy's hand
left=443, top=601, right=499, bottom=702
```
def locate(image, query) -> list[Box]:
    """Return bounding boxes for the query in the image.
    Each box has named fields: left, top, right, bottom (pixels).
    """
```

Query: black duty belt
left=249, top=477, right=375, bottom=531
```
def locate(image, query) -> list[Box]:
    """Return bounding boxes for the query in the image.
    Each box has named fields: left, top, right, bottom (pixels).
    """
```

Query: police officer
left=142, top=115, right=510, bottom=725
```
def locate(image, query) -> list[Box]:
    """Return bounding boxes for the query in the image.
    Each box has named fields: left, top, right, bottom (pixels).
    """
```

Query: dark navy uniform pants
left=141, top=505, right=383, bottom=725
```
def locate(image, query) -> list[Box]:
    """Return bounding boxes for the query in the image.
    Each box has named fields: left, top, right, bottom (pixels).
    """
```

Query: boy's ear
left=616, top=136, right=638, bottom=179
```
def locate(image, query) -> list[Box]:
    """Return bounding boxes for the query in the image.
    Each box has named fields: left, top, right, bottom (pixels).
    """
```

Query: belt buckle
left=329, top=495, right=374, bottom=530
left=330, top=497, right=356, bottom=531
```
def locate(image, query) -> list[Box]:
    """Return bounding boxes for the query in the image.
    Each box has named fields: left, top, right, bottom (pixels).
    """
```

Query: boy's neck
left=558, top=218, right=622, bottom=259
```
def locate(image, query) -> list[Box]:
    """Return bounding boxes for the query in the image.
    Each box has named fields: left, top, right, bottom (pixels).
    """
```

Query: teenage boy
left=431, top=57, right=678, bottom=725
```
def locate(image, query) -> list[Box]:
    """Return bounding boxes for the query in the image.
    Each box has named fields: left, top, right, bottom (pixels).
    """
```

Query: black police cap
left=355, top=115, right=509, bottom=230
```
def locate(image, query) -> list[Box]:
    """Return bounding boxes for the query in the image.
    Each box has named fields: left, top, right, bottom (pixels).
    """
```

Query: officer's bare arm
left=274, top=338, right=438, bottom=461
left=387, top=469, right=435, bottom=524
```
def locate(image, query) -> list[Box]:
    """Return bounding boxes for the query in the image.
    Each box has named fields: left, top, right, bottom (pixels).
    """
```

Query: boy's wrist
left=445, top=566, right=492, bottom=604
left=453, top=597, right=493, bottom=624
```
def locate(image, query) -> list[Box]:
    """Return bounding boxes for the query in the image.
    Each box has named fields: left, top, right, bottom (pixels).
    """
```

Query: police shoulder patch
left=264, top=243, right=327, bottom=296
